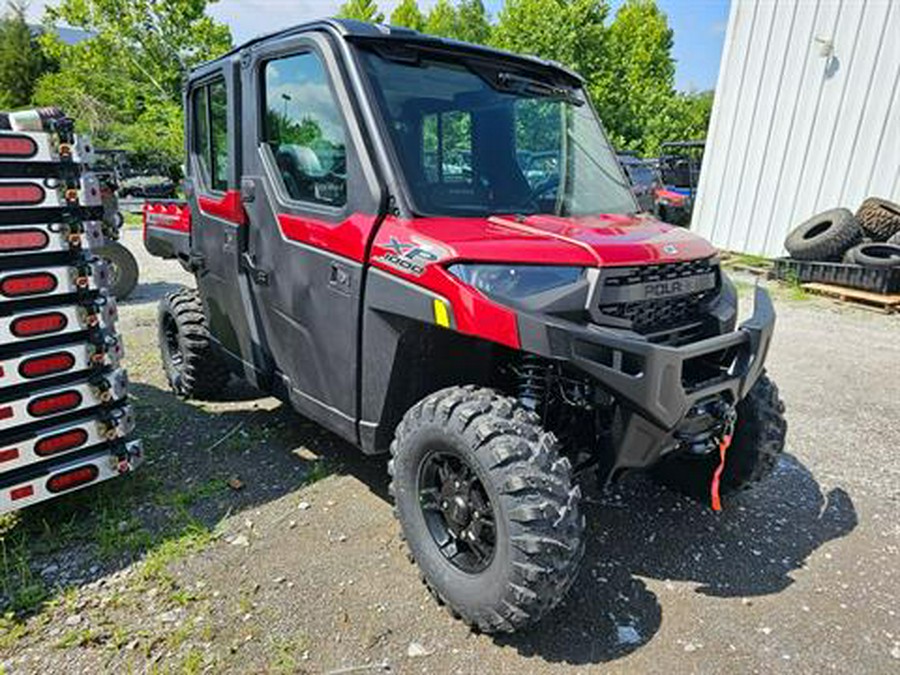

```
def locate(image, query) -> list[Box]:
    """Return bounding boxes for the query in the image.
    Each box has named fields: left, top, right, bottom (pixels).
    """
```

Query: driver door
left=239, top=33, right=383, bottom=442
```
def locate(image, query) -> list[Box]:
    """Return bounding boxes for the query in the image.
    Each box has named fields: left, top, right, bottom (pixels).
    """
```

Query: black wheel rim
left=418, top=450, right=497, bottom=574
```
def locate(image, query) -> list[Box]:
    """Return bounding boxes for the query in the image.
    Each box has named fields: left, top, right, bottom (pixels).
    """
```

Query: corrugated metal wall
left=692, top=0, right=900, bottom=257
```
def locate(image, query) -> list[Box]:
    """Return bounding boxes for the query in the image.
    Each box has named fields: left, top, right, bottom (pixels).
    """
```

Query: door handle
left=242, top=252, right=269, bottom=286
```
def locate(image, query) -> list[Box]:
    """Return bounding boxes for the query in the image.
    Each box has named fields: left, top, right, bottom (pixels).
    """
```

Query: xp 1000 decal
left=375, top=236, right=446, bottom=276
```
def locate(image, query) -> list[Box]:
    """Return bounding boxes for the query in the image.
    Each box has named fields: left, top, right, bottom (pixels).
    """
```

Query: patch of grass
left=122, top=211, right=143, bottom=229
left=180, top=648, right=206, bottom=674
left=776, top=269, right=811, bottom=301
left=140, top=522, right=213, bottom=584
left=158, top=478, right=229, bottom=510
left=0, top=532, right=49, bottom=615
left=0, top=613, right=28, bottom=649
left=55, top=627, right=103, bottom=649
left=168, top=586, right=204, bottom=607
left=726, top=252, right=772, bottom=269
left=268, top=634, right=308, bottom=673
left=304, top=461, right=332, bottom=485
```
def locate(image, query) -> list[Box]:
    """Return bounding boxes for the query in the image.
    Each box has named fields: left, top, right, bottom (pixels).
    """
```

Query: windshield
left=358, top=49, right=637, bottom=218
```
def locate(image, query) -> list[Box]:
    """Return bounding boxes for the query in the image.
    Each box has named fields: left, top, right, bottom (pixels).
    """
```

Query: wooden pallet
left=802, top=282, right=900, bottom=313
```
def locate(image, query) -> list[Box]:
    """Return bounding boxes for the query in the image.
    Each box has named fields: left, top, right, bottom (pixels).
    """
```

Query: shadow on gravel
left=494, top=453, right=857, bottom=665
left=120, top=280, right=185, bottom=305
left=0, top=380, right=357, bottom=615
left=2, top=376, right=858, bottom=670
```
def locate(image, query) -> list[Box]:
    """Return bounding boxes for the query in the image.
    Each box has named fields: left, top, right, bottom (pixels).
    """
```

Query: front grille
left=595, top=257, right=719, bottom=338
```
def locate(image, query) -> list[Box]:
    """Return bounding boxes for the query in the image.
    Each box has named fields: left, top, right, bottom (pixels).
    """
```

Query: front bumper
left=517, top=286, right=776, bottom=471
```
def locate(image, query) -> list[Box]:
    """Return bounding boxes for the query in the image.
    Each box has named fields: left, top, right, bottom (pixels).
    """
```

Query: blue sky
left=26, top=0, right=730, bottom=91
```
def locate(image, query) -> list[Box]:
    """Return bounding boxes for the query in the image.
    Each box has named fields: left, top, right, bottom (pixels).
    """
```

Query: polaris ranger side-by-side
left=144, top=20, right=787, bottom=633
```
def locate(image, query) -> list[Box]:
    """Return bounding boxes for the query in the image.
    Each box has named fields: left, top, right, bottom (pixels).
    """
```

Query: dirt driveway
left=1, top=231, right=898, bottom=674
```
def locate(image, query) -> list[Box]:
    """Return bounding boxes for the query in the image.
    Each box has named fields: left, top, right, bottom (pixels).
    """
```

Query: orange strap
left=710, top=434, right=732, bottom=512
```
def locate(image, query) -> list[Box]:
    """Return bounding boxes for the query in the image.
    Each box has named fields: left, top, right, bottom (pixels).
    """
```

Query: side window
left=422, top=111, right=472, bottom=184
left=192, top=79, right=230, bottom=192
left=263, top=52, right=347, bottom=207
left=209, top=81, right=229, bottom=192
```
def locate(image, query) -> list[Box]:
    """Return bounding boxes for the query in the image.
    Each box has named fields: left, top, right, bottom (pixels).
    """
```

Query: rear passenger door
left=241, top=33, right=383, bottom=441
left=187, top=65, right=265, bottom=387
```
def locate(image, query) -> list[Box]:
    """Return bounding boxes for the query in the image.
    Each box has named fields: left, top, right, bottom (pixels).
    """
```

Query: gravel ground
left=1, top=230, right=898, bottom=673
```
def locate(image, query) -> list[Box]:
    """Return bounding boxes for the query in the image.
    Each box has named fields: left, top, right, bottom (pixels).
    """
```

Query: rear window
left=192, top=79, right=229, bottom=192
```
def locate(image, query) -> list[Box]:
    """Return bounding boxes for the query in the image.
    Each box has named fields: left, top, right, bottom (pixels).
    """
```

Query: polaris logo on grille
left=643, top=274, right=716, bottom=299
left=662, top=244, right=679, bottom=255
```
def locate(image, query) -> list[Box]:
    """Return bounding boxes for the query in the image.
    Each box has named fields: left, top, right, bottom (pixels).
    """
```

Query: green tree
left=425, top=0, right=458, bottom=38
left=491, top=0, right=608, bottom=84
left=33, top=0, right=232, bottom=173
left=337, top=0, right=384, bottom=23
left=593, top=0, right=676, bottom=154
left=0, top=0, right=53, bottom=108
left=643, top=90, right=713, bottom=154
left=455, top=0, right=491, bottom=44
left=390, top=0, right=424, bottom=30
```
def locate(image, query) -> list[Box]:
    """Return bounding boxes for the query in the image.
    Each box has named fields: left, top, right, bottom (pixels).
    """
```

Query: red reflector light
left=0, top=183, right=44, bottom=206
left=11, top=311, right=67, bottom=337
left=27, top=390, right=82, bottom=417
left=1, top=272, right=58, bottom=298
left=47, top=465, right=98, bottom=493
left=19, top=352, right=76, bottom=379
left=11, top=485, right=34, bottom=501
left=0, top=406, right=11, bottom=420
left=35, top=428, right=88, bottom=457
left=0, top=447, right=20, bottom=463
left=0, top=229, right=49, bottom=252
left=0, top=136, right=37, bottom=158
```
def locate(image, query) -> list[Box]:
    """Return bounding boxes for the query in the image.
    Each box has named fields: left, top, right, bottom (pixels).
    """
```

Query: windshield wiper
left=496, top=72, right=584, bottom=106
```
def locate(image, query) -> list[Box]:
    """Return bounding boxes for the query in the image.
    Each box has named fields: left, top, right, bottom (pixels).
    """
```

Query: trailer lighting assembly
left=0, top=448, right=20, bottom=463
left=47, top=465, right=98, bottom=493
left=0, top=183, right=44, bottom=206
left=1, top=108, right=140, bottom=515
left=27, top=390, right=82, bottom=417
left=19, top=352, right=76, bottom=379
left=0, top=229, right=49, bottom=252
left=0, top=272, right=57, bottom=298
left=35, top=429, right=89, bottom=457
left=0, top=136, right=38, bottom=158
left=11, top=311, right=67, bottom=337
left=10, top=485, right=34, bottom=501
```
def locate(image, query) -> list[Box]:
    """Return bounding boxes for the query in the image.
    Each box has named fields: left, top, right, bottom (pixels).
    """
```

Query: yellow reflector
left=433, top=299, right=451, bottom=328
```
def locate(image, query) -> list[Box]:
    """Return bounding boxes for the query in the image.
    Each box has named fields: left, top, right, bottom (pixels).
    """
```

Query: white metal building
left=691, top=0, right=900, bottom=257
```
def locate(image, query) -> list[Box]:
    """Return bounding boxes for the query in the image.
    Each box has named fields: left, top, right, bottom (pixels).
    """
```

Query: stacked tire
left=785, top=197, right=900, bottom=269
left=0, top=108, right=142, bottom=514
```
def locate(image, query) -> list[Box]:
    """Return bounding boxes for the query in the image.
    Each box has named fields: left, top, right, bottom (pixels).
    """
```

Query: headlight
left=447, top=264, right=585, bottom=301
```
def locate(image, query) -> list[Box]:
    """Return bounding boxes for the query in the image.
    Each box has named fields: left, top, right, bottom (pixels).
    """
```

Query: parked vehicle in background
left=617, top=154, right=661, bottom=214
left=119, top=170, right=177, bottom=200
left=657, top=140, right=704, bottom=226
left=143, top=20, right=785, bottom=634
left=90, top=150, right=141, bottom=300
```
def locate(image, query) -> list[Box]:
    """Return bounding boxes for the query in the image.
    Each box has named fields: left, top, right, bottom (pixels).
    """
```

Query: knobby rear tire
left=157, top=287, right=231, bottom=400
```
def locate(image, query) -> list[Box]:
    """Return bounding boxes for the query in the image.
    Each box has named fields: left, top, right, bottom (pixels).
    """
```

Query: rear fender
left=143, top=200, right=191, bottom=266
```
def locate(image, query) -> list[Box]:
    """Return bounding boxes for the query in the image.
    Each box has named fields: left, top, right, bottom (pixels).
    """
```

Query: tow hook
left=710, top=407, right=737, bottom=512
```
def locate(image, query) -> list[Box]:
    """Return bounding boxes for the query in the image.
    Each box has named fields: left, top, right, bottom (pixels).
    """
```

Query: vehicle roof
left=193, top=17, right=583, bottom=84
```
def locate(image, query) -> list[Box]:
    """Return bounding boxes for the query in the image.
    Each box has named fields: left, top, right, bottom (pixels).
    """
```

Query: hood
left=374, top=213, right=717, bottom=269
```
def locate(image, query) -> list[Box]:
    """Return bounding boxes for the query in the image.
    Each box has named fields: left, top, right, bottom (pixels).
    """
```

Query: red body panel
left=277, top=213, right=376, bottom=262
left=197, top=190, right=246, bottom=226
left=143, top=201, right=192, bottom=234
left=368, top=213, right=717, bottom=348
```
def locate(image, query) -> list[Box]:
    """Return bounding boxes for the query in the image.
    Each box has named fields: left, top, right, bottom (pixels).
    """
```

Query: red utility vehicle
left=144, top=20, right=786, bottom=633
